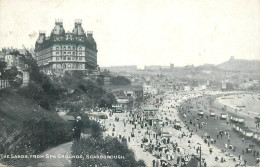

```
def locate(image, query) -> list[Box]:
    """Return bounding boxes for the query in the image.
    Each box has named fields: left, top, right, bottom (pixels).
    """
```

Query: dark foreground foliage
left=0, top=89, right=72, bottom=166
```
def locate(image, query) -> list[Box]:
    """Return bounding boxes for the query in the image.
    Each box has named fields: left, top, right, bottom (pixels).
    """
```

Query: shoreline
left=178, top=92, right=260, bottom=166
left=213, top=94, right=260, bottom=133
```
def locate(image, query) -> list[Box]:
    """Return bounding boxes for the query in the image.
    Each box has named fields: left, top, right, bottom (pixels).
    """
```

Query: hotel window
left=73, top=52, right=75, bottom=55
left=63, top=57, right=66, bottom=60
left=63, top=46, right=66, bottom=50
left=68, top=46, right=71, bottom=50
left=56, top=57, right=59, bottom=60
left=64, top=52, right=66, bottom=54
left=79, top=47, right=82, bottom=51
left=79, top=57, right=82, bottom=60
left=56, top=47, right=59, bottom=50
left=79, top=52, right=82, bottom=56
left=73, top=47, right=75, bottom=50
left=68, top=52, right=71, bottom=55
left=68, top=56, right=71, bottom=60
left=56, top=52, right=59, bottom=55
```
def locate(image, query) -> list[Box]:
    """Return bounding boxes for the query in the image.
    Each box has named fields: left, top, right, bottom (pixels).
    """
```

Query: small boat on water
left=236, top=105, right=246, bottom=108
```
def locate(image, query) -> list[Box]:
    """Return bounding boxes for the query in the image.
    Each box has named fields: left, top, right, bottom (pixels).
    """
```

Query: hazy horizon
left=0, top=0, right=259, bottom=67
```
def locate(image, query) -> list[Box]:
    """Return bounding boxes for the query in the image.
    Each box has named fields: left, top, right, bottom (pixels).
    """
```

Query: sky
left=0, top=0, right=259, bottom=67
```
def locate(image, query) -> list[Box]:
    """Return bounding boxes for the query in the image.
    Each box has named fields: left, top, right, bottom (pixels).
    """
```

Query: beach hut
left=237, top=118, right=244, bottom=123
left=239, top=127, right=244, bottom=134
left=220, top=113, right=227, bottom=120
left=235, top=126, right=241, bottom=132
left=230, top=115, right=244, bottom=124
left=230, top=116, right=237, bottom=122
left=210, top=111, right=215, bottom=117
left=241, top=128, right=253, bottom=138
left=232, top=124, right=240, bottom=132
left=198, top=110, right=204, bottom=116
left=253, top=132, right=260, bottom=141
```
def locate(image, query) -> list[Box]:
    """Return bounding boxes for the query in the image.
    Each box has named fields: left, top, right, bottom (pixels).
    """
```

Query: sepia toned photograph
left=0, top=0, right=259, bottom=166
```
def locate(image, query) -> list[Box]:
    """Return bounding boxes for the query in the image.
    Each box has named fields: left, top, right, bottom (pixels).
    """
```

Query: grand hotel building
left=35, top=19, right=97, bottom=74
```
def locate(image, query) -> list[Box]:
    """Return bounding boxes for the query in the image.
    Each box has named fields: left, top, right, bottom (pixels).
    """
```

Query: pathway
left=37, top=142, right=73, bottom=167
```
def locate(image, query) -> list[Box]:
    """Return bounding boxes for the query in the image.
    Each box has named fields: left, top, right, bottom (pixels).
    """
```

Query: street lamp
left=197, top=143, right=202, bottom=167
left=0, top=71, right=2, bottom=89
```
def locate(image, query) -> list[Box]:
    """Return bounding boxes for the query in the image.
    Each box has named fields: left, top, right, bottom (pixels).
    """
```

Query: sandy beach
left=98, top=90, right=258, bottom=167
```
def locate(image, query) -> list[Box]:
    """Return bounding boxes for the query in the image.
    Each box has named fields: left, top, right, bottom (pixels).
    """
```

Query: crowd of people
left=79, top=90, right=260, bottom=167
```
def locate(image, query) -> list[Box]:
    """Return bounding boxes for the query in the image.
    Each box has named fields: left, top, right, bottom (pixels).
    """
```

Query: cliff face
left=217, top=59, right=260, bottom=72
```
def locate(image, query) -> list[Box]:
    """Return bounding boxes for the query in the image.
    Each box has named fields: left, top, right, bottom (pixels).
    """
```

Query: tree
left=96, top=76, right=104, bottom=86
left=110, top=76, right=131, bottom=86
left=0, top=60, right=7, bottom=82
left=5, top=66, right=18, bottom=80
left=0, top=60, right=7, bottom=73
left=99, top=92, right=117, bottom=108
left=90, top=121, right=102, bottom=138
